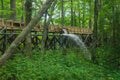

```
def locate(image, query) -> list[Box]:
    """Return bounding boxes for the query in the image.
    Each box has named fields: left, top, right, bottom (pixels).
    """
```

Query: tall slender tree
left=70, top=0, right=74, bottom=26
left=41, top=12, right=49, bottom=53
left=10, top=0, right=16, bottom=20
left=77, top=0, right=81, bottom=27
left=82, top=0, right=86, bottom=27
left=89, top=0, right=92, bottom=29
left=0, top=0, right=4, bottom=18
left=24, top=0, right=32, bottom=57
left=61, top=0, right=64, bottom=27
left=92, top=0, right=99, bottom=62
left=21, top=0, right=24, bottom=21
left=41, top=0, right=56, bottom=53
left=93, top=0, right=99, bottom=44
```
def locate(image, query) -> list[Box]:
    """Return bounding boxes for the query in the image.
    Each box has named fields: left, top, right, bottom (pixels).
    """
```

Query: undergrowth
left=95, top=45, right=120, bottom=70
left=0, top=49, right=120, bottom=80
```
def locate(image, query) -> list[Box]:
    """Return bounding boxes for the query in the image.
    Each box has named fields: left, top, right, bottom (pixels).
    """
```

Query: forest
left=0, top=0, right=120, bottom=80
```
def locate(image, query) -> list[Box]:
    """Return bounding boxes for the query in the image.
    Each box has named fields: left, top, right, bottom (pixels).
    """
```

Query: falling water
left=61, top=29, right=91, bottom=60
left=62, top=29, right=68, bottom=34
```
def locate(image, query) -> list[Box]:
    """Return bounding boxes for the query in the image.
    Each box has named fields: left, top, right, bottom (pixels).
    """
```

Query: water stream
left=61, top=29, right=91, bottom=60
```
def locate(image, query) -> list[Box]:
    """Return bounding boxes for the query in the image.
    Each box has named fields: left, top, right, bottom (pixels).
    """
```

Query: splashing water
left=62, top=29, right=68, bottom=34
left=62, top=29, right=91, bottom=60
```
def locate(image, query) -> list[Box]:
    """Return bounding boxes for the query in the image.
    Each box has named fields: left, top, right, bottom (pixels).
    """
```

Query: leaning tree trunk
left=0, top=0, right=55, bottom=67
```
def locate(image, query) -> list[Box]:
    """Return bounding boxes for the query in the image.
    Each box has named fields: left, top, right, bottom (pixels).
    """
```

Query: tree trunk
left=92, top=0, right=99, bottom=62
left=70, top=0, right=74, bottom=26
left=0, top=0, right=55, bottom=67
left=61, top=0, right=64, bottom=27
left=24, top=0, right=32, bottom=57
left=89, top=0, right=92, bottom=29
left=21, top=0, right=24, bottom=22
left=41, top=13, right=49, bottom=53
left=77, top=0, right=81, bottom=27
left=41, top=1, right=56, bottom=53
left=82, top=0, right=85, bottom=27
left=112, top=6, right=116, bottom=46
left=93, top=0, right=99, bottom=45
left=0, top=0, right=4, bottom=18
left=10, top=0, right=16, bottom=20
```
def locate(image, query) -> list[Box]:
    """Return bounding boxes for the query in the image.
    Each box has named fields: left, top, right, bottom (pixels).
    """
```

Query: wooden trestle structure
left=0, top=19, right=92, bottom=53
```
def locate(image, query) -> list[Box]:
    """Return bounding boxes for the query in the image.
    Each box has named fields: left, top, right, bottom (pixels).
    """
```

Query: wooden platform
left=0, top=19, right=92, bottom=34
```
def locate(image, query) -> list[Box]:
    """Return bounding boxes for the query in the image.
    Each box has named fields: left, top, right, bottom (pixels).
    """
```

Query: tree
left=70, top=0, right=74, bottom=26
left=61, top=0, right=64, bottom=27
left=89, top=0, right=92, bottom=29
left=24, top=0, right=32, bottom=57
left=77, top=0, right=81, bottom=28
left=82, top=0, right=86, bottom=27
left=0, top=0, right=4, bottom=18
left=10, top=0, right=16, bottom=20
left=21, top=0, right=24, bottom=21
left=41, top=12, right=49, bottom=53
left=0, top=0, right=55, bottom=67
left=93, top=0, right=99, bottom=45
left=41, top=0, right=56, bottom=53
left=92, top=0, right=99, bottom=62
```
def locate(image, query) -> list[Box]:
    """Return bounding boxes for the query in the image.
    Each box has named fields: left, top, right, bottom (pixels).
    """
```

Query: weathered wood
left=0, top=19, right=92, bottom=34
left=0, top=25, right=92, bottom=34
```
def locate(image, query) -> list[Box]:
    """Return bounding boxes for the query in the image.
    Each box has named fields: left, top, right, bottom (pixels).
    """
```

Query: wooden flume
left=0, top=19, right=92, bottom=53
left=0, top=19, right=92, bottom=34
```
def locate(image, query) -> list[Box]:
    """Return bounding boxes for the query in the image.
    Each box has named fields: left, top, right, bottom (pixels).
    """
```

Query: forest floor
left=0, top=49, right=120, bottom=80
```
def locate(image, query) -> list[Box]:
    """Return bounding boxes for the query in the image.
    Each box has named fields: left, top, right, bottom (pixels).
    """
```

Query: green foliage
left=95, top=45, right=120, bottom=70
left=0, top=50, right=120, bottom=80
